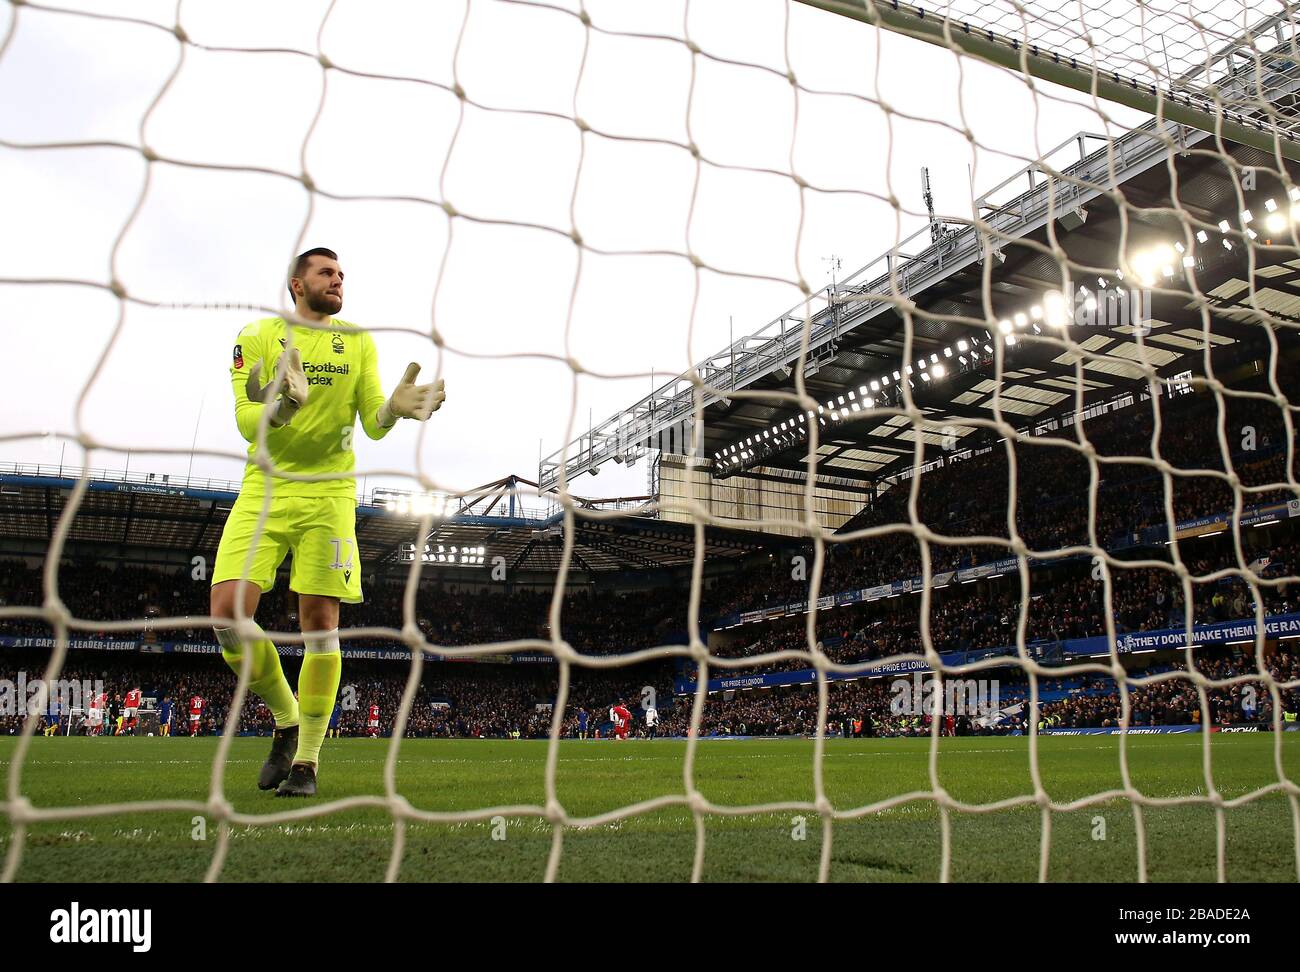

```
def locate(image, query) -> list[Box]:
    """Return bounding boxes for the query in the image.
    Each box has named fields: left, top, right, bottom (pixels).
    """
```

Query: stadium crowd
left=2, top=372, right=1298, bottom=657
left=3, top=365, right=1300, bottom=739
left=701, top=366, right=1300, bottom=620
left=690, top=532, right=1300, bottom=679
left=2, top=642, right=1295, bottom=739
left=2, top=517, right=1296, bottom=679
left=0, top=559, right=688, bottom=655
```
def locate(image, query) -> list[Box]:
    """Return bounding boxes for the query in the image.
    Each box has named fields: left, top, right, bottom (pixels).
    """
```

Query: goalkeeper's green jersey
left=228, top=317, right=392, bottom=498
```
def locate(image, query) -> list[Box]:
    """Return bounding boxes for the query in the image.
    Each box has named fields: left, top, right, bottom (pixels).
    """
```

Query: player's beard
left=306, top=289, right=342, bottom=316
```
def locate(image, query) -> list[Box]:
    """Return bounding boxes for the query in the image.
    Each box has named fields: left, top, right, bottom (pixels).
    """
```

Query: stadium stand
left=5, top=350, right=1300, bottom=742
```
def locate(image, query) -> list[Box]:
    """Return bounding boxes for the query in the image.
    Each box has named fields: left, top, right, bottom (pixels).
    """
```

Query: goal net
left=1, top=0, right=1298, bottom=883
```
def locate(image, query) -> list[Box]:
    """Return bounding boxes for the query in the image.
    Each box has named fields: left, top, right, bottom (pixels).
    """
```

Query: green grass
left=1, top=734, right=1296, bottom=882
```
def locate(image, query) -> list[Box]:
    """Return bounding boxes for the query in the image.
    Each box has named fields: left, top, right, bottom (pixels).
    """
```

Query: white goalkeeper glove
left=378, top=362, right=445, bottom=427
left=246, top=347, right=310, bottom=427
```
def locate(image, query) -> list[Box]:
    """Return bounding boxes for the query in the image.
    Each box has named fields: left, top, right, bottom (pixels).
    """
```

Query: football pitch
left=1, top=734, right=1297, bottom=883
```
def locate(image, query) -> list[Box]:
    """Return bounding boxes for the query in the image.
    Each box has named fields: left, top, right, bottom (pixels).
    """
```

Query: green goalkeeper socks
left=296, top=631, right=341, bottom=767
left=215, top=626, right=300, bottom=729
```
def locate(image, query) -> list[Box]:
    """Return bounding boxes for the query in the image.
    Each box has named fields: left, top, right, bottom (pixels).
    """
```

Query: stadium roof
left=541, top=76, right=1300, bottom=490
left=539, top=7, right=1300, bottom=492
left=796, top=2, right=1300, bottom=160
left=0, top=467, right=790, bottom=575
left=696, top=133, right=1300, bottom=486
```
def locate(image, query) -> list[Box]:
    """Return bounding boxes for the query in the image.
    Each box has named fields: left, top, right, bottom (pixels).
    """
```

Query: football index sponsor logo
left=49, top=902, right=152, bottom=952
left=302, top=360, right=350, bottom=386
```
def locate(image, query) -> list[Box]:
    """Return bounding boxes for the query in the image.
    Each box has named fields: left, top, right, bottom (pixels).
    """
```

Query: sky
left=0, top=0, right=1152, bottom=504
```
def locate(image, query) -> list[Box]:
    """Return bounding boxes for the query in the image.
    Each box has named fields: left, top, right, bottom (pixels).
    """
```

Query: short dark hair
left=288, top=247, right=338, bottom=302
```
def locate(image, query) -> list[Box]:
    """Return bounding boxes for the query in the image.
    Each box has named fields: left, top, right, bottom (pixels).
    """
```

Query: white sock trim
left=214, top=624, right=269, bottom=651
left=213, top=626, right=242, bottom=651
left=303, top=629, right=341, bottom=655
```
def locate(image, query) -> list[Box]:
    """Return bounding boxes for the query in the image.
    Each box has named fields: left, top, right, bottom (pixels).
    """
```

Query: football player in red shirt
left=123, top=687, right=142, bottom=735
left=189, top=694, right=205, bottom=737
left=610, top=702, right=632, bottom=740
left=367, top=703, right=380, bottom=738
left=88, top=691, right=107, bottom=736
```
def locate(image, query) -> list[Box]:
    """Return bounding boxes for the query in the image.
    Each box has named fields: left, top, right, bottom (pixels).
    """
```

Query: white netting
left=0, top=0, right=1298, bottom=883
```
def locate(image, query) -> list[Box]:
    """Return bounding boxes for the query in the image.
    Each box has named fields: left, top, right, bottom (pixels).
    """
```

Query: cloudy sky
left=0, top=0, right=1151, bottom=504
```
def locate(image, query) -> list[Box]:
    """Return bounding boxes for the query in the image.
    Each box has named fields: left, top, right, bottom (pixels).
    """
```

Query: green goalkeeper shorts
left=212, top=492, right=363, bottom=604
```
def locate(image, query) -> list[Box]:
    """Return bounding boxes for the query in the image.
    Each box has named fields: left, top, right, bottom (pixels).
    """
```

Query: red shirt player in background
left=123, top=687, right=142, bottom=735
left=189, top=694, right=205, bottom=737
left=610, top=702, right=631, bottom=740
left=367, top=703, right=380, bottom=738
left=88, top=690, right=107, bottom=736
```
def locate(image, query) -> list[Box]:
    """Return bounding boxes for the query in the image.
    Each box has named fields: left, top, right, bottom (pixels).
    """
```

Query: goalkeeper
left=210, top=247, right=444, bottom=797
